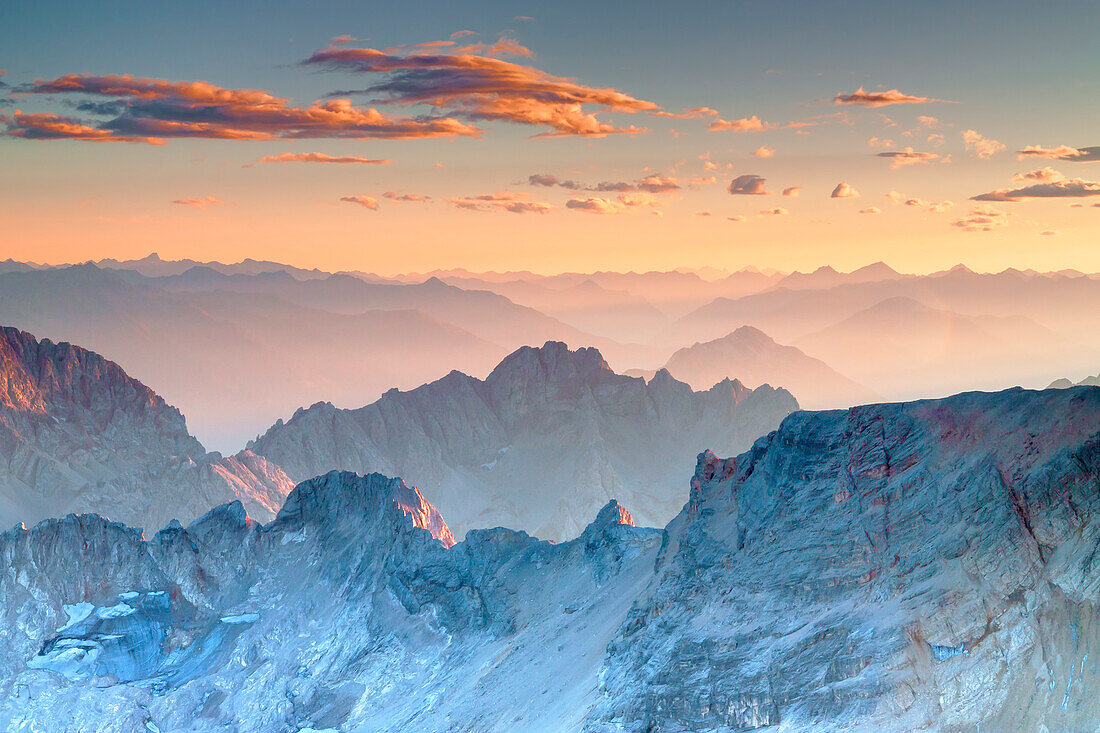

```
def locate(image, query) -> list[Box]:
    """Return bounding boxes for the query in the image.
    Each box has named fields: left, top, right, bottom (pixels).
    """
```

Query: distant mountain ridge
left=657, top=325, right=876, bottom=409
left=249, top=340, right=798, bottom=540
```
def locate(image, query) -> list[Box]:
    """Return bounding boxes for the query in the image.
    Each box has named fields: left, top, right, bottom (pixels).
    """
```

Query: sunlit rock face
left=0, top=326, right=293, bottom=531
left=250, top=340, right=798, bottom=541
left=1, top=387, right=1098, bottom=732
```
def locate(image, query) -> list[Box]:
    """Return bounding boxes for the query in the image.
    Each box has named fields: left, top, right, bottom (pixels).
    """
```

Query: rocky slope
left=0, top=326, right=293, bottom=531
left=0, top=471, right=659, bottom=732
left=0, top=386, right=1098, bottom=731
left=249, top=340, right=798, bottom=541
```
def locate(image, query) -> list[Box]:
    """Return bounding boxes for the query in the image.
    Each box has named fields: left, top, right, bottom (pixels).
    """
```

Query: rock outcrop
left=0, top=326, right=293, bottom=531
left=249, top=340, right=798, bottom=541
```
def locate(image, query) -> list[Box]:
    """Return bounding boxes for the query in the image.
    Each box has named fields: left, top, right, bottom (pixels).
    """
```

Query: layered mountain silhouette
left=2, top=386, right=1097, bottom=731
left=652, top=325, right=876, bottom=409
left=249, top=340, right=797, bottom=540
left=795, top=296, right=1078, bottom=399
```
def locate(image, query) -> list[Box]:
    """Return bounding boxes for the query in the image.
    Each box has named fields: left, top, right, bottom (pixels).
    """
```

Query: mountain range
left=1, top=386, right=1097, bottom=731
left=0, top=327, right=793, bottom=543
left=3, top=255, right=1099, bottom=449
left=249, top=340, right=797, bottom=540
left=646, top=325, right=877, bottom=409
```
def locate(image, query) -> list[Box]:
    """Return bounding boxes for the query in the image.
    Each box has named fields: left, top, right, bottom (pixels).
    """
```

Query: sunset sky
left=2, top=0, right=1098, bottom=275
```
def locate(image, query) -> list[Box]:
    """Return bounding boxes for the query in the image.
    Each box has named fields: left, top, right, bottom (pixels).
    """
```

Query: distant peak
left=488, top=341, right=612, bottom=384
left=594, top=499, right=635, bottom=527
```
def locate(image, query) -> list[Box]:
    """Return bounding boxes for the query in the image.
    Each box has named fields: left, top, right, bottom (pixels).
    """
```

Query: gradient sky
left=2, top=0, right=1098, bottom=275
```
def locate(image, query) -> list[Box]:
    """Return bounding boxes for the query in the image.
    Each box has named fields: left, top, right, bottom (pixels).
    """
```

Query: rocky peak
left=486, top=340, right=613, bottom=387
left=274, top=470, right=455, bottom=547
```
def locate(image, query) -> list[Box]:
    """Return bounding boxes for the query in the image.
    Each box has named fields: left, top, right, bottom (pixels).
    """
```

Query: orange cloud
left=383, top=192, right=433, bottom=202
left=1012, top=167, right=1064, bottom=183
left=303, top=43, right=657, bottom=137
left=950, top=205, right=1014, bottom=231
left=258, top=152, right=392, bottom=165
left=528, top=173, right=680, bottom=193
left=565, top=192, right=660, bottom=214
left=16, top=74, right=479, bottom=143
left=6, top=110, right=165, bottom=144
left=876, top=147, right=939, bottom=168
left=451, top=191, right=551, bottom=213
left=758, top=207, right=788, bottom=216
left=1016, top=144, right=1100, bottom=162
left=340, top=195, right=379, bottom=209
left=972, top=171, right=1100, bottom=202
left=752, top=145, right=774, bottom=158
left=172, top=196, right=222, bottom=209
left=833, top=86, right=943, bottom=107
left=830, top=182, right=860, bottom=198
left=859, top=207, right=882, bottom=214
left=710, top=115, right=811, bottom=133
left=728, top=174, right=771, bottom=195
left=962, top=129, right=1005, bottom=159
left=781, top=187, right=801, bottom=197
left=453, top=37, right=533, bottom=58
left=649, top=107, right=719, bottom=120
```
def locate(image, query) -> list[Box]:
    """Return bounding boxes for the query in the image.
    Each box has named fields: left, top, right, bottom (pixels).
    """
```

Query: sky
left=1, top=0, right=1098, bottom=275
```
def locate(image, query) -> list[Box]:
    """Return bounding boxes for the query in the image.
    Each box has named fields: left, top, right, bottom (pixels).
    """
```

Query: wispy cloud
left=950, top=205, right=1014, bottom=231
left=709, top=115, right=808, bottom=133
left=172, top=195, right=222, bottom=209
left=528, top=173, right=680, bottom=193
left=258, top=152, right=392, bottom=165
left=11, top=74, right=478, bottom=143
left=1016, top=144, right=1100, bottom=162
left=876, top=147, right=939, bottom=168
left=833, top=86, right=945, bottom=107
left=649, top=107, right=719, bottom=120
left=972, top=170, right=1100, bottom=201
left=6, top=110, right=165, bottom=144
left=962, top=129, right=1005, bottom=159
left=564, top=192, right=661, bottom=215
left=340, top=195, right=379, bottom=209
left=303, top=42, right=657, bottom=137
left=382, top=192, right=433, bottom=202
left=451, top=191, right=552, bottom=213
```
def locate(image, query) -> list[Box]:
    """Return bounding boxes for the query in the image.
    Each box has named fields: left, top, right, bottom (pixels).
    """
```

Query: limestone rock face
left=591, top=386, right=1100, bottom=731
left=250, top=340, right=798, bottom=541
left=0, top=326, right=293, bottom=530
